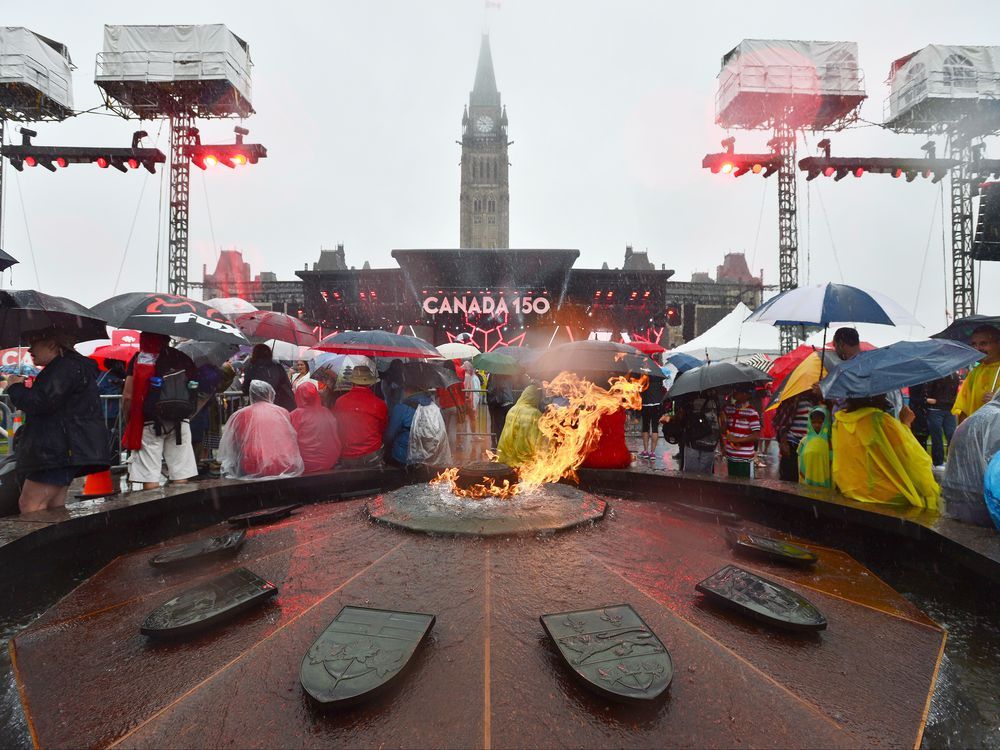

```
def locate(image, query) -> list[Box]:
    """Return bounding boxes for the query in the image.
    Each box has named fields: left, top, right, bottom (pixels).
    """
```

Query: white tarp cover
left=718, top=39, right=863, bottom=112
left=98, top=24, right=252, bottom=105
left=674, top=302, right=783, bottom=362
left=886, top=45, right=1000, bottom=121
left=0, top=27, right=74, bottom=109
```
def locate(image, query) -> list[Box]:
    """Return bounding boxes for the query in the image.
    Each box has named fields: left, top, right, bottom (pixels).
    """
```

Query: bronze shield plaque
left=540, top=604, right=673, bottom=702
left=301, top=606, right=436, bottom=706
left=696, top=564, right=827, bottom=631
left=141, top=567, right=277, bottom=638
left=149, top=530, right=246, bottom=568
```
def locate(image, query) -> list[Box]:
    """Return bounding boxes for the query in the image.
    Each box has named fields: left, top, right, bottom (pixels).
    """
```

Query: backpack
left=155, top=369, right=196, bottom=443
left=686, top=398, right=718, bottom=446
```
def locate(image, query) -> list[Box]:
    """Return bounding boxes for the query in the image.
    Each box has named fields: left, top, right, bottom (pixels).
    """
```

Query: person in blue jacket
left=384, top=388, right=440, bottom=466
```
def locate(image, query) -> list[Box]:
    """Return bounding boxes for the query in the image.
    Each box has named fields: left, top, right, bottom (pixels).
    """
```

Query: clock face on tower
left=475, top=115, right=494, bottom=133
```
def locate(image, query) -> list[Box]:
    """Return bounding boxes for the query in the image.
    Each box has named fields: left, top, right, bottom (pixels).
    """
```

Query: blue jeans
left=926, top=408, right=956, bottom=466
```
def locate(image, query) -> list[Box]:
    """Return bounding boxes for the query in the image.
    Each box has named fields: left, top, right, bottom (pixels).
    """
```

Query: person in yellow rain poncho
left=497, top=385, right=544, bottom=467
left=797, top=405, right=832, bottom=489
left=832, top=398, right=940, bottom=510
left=952, top=325, right=1000, bottom=423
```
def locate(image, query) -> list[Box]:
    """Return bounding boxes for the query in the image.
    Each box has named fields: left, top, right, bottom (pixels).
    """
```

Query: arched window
left=480, top=158, right=485, bottom=179
left=474, top=198, right=482, bottom=212
left=472, top=160, right=477, bottom=179
left=487, top=197, right=496, bottom=213
left=900, top=61, right=927, bottom=106
left=493, top=159, right=498, bottom=179
left=943, top=53, right=976, bottom=91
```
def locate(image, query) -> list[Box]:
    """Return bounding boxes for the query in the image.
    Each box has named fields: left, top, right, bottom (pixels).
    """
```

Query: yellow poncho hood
left=496, top=385, right=544, bottom=467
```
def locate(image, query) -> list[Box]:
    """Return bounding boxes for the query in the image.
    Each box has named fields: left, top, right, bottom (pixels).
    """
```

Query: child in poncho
left=797, top=405, right=832, bottom=489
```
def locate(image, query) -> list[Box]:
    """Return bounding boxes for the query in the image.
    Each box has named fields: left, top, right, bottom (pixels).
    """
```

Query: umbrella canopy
left=745, top=283, right=920, bottom=327
left=766, top=350, right=846, bottom=411
left=315, top=330, right=439, bottom=359
left=0, top=248, right=19, bottom=272
left=0, top=362, right=38, bottom=376
left=176, top=341, right=241, bottom=368
left=387, top=361, right=461, bottom=391
left=530, top=340, right=662, bottom=381
left=235, top=311, right=318, bottom=347
left=89, top=343, right=139, bottom=370
left=0, top=289, right=108, bottom=348
left=472, top=351, right=523, bottom=375
left=490, top=345, right=538, bottom=364
left=820, top=339, right=984, bottom=399
left=92, top=293, right=247, bottom=345
left=628, top=340, right=665, bottom=356
left=931, top=314, right=1000, bottom=344
left=310, top=353, right=378, bottom=386
left=663, top=351, right=702, bottom=374
left=204, top=297, right=259, bottom=316
left=437, top=342, right=480, bottom=360
left=667, top=361, right=772, bottom=399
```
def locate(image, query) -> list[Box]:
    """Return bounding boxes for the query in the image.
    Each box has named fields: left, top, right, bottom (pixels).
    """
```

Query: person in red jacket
left=291, top=382, right=342, bottom=473
left=581, top=408, right=632, bottom=469
left=333, top=365, right=388, bottom=468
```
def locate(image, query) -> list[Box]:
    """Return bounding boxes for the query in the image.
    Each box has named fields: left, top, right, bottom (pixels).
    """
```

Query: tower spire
left=471, top=35, right=500, bottom=106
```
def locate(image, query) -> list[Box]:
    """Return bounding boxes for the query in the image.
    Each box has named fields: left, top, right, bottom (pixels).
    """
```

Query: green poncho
left=797, top=404, right=832, bottom=489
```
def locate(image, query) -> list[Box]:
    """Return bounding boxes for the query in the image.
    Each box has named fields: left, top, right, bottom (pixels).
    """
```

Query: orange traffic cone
left=76, top=469, right=117, bottom=499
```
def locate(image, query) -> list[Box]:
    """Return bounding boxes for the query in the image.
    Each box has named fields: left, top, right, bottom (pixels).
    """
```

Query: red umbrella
left=89, top=343, right=138, bottom=370
left=315, top=330, right=440, bottom=359
left=628, top=340, right=665, bottom=356
left=235, top=311, right=318, bottom=347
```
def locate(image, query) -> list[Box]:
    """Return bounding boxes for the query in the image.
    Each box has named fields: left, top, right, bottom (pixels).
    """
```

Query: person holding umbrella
left=122, top=332, right=199, bottom=491
left=242, top=344, right=296, bottom=412
left=383, top=385, right=450, bottom=468
left=6, top=327, right=111, bottom=513
left=333, top=365, right=388, bottom=469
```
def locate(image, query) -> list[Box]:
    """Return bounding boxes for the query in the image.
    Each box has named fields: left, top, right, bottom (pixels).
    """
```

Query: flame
left=518, top=372, right=646, bottom=486
left=430, top=466, right=522, bottom=498
left=432, top=372, right=647, bottom=498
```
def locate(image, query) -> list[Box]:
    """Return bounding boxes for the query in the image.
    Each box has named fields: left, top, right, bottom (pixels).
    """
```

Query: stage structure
left=0, top=27, right=76, bottom=259
left=95, top=24, right=256, bottom=295
left=884, top=45, right=1000, bottom=318
left=709, top=39, right=867, bottom=353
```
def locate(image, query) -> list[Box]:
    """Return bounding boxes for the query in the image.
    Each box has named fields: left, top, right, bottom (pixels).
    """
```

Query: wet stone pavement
left=9, top=492, right=946, bottom=750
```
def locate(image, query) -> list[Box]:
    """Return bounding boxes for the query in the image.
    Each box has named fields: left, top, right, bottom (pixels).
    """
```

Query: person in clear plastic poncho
left=497, top=385, right=544, bottom=467
left=219, top=380, right=304, bottom=480
left=942, top=391, right=1000, bottom=527
left=832, top=397, right=940, bottom=510
left=797, top=404, right=832, bottom=489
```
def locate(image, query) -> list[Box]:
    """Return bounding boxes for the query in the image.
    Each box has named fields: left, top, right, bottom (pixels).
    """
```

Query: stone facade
left=459, top=35, right=510, bottom=249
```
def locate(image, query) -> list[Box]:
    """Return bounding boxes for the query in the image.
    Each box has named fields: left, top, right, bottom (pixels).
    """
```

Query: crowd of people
left=5, top=322, right=1000, bottom=534
left=659, top=325, right=1000, bottom=527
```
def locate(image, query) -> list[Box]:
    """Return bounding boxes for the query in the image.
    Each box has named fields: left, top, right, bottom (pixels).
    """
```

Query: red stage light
left=204, top=155, right=219, bottom=167
left=853, top=167, right=864, bottom=177
left=751, top=163, right=763, bottom=174
left=127, top=158, right=139, bottom=170
left=892, top=168, right=903, bottom=178
left=231, top=153, right=247, bottom=166
left=720, top=162, right=734, bottom=174
left=823, top=166, right=835, bottom=177
left=97, top=157, right=109, bottom=169
left=24, top=156, right=37, bottom=167
left=55, top=157, right=68, bottom=168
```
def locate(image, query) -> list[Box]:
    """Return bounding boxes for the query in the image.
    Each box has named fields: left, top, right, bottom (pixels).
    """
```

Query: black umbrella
left=176, top=340, right=241, bottom=368
left=0, top=289, right=108, bottom=348
left=0, top=249, right=19, bottom=272
left=667, top=361, right=772, bottom=399
left=384, top=361, right=460, bottom=391
left=931, top=314, right=1000, bottom=344
left=92, top=292, right=247, bottom=345
left=315, top=330, right=440, bottom=359
left=530, top=340, right=662, bottom=381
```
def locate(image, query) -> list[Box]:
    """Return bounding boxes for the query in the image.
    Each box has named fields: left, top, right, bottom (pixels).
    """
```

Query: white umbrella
left=205, top=297, right=259, bottom=316
left=437, top=342, right=480, bottom=359
left=745, top=283, right=920, bottom=328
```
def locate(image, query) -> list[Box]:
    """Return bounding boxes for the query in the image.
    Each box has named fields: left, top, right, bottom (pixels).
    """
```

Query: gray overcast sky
left=4, top=0, right=1000, bottom=332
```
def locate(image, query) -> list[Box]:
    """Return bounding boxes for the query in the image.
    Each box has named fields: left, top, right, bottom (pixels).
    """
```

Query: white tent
left=674, top=302, right=783, bottom=362
left=803, top=323, right=927, bottom=349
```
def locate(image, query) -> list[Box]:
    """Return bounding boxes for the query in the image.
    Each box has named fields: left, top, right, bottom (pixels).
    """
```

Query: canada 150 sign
left=421, top=294, right=551, bottom=316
